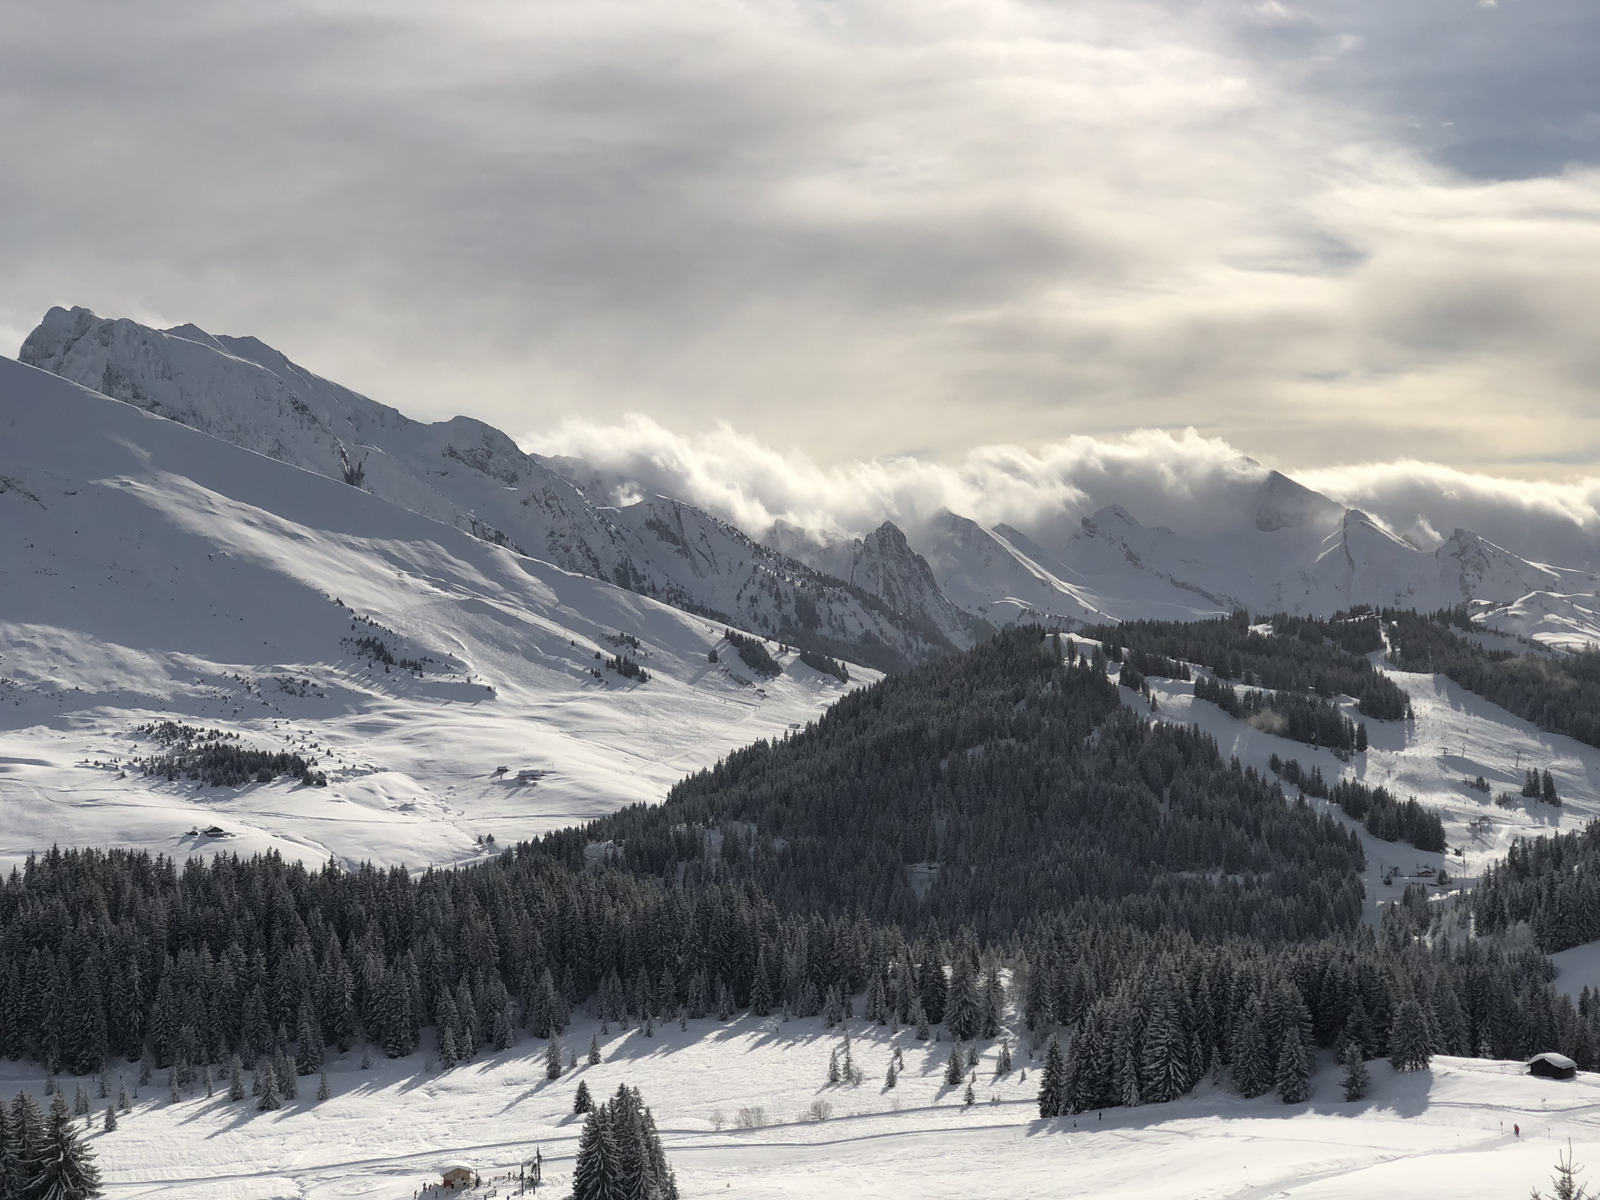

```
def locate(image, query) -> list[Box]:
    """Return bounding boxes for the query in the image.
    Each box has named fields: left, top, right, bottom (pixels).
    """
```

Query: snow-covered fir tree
left=1037, top=1035, right=1066, bottom=1118
left=1340, top=1041, right=1370, bottom=1101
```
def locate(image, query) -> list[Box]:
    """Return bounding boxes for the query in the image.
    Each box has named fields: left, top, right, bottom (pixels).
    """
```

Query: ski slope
left=0, top=357, right=872, bottom=871
left=13, top=1006, right=1598, bottom=1200
left=1108, top=652, right=1600, bottom=932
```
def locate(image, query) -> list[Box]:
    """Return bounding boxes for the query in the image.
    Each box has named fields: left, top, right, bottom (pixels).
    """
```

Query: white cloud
left=533, top=414, right=1600, bottom=569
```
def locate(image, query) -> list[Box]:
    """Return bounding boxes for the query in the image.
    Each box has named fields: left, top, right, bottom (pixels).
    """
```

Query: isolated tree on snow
left=574, top=1080, right=594, bottom=1114
left=1531, top=1143, right=1593, bottom=1200
left=256, top=1069, right=280, bottom=1113
left=589, top=1035, right=602, bottom=1066
left=228, top=1056, right=245, bottom=1102
left=546, top=1035, right=564, bottom=1081
left=316, top=1068, right=329, bottom=1103
left=944, top=1043, right=965, bottom=1087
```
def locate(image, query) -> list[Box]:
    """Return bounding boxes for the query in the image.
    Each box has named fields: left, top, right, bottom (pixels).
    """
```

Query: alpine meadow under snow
left=11, top=312, right=1600, bottom=1200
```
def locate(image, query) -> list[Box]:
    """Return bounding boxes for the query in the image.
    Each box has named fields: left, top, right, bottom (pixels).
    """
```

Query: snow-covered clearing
left=0, top=359, right=871, bottom=872
left=18, top=1011, right=1598, bottom=1200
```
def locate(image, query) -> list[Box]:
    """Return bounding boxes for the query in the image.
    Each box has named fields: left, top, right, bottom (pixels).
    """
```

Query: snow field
left=18, top=1010, right=1600, bottom=1200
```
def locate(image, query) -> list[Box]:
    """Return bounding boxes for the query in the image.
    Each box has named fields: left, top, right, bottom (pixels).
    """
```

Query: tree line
left=1388, top=609, right=1600, bottom=749
left=1268, top=756, right=1446, bottom=853
left=1474, top=819, right=1600, bottom=953
left=1089, top=610, right=1409, bottom=721
left=1194, top=674, right=1367, bottom=753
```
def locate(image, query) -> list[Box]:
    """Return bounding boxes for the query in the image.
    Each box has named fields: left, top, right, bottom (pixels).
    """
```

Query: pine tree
left=103, top=1103, right=116, bottom=1133
left=256, top=1069, right=281, bottom=1112
left=574, top=1080, right=594, bottom=1114
left=996, top=1041, right=1013, bottom=1075
left=944, top=1043, right=964, bottom=1087
left=30, top=1092, right=102, bottom=1200
left=589, top=1035, right=602, bottom=1066
left=571, top=1107, right=623, bottom=1200
left=316, top=1068, right=330, bottom=1103
left=963, top=1081, right=975, bottom=1106
left=885, top=1060, right=897, bottom=1089
left=295, top=1001, right=323, bottom=1076
left=276, top=1049, right=298, bottom=1100
left=546, top=1035, right=564, bottom=1081
left=1037, top=1034, right=1065, bottom=1118
left=1389, top=999, right=1432, bottom=1072
left=1232, top=1007, right=1273, bottom=1099
left=946, top=957, right=981, bottom=1041
left=1275, top=1028, right=1311, bottom=1104
left=1340, top=1041, right=1369, bottom=1102
left=1531, top=1144, right=1593, bottom=1200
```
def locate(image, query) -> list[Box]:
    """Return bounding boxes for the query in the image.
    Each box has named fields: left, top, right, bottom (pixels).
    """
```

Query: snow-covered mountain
left=20, top=307, right=951, bottom=671
left=890, top=469, right=1600, bottom=646
left=0, top=354, right=872, bottom=870
left=20, top=305, right=1600, bottom=654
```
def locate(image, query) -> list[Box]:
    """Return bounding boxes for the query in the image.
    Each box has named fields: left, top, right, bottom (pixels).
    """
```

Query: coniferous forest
left=1088, top=610, right=1409, bottom=720
left=7, top=620, right=1600, bottom=1189
left=1474, top=819, right=1600, bottom=953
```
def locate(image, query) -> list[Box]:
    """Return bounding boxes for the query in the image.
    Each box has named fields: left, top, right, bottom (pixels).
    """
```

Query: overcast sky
left=3, top=0, right=1597, bottom=482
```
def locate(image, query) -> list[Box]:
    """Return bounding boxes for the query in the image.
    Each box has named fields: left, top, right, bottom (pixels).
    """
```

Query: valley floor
left=19, top=1010, right=1597, bottom=1200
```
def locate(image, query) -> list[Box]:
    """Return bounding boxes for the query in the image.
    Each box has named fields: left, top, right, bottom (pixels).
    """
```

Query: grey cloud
left=1, top=0, right=1597, bottom=478
left=1219, top=0, right=1600, bottom=180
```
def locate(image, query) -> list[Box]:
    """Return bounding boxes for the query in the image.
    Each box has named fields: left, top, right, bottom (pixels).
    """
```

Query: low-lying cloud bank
left=530, top=416, right=1600, bottom=569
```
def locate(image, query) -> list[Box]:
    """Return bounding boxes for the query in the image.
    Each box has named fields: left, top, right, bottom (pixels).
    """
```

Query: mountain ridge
left=20, top=304, right=1600, bottom=653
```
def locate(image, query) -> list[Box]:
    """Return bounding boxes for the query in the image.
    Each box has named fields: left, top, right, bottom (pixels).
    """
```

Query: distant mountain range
left=20, top=305, right=1600, bottom=656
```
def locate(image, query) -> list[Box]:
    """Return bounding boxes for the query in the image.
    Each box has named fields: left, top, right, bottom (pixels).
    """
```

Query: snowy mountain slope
left=0, top=356, right=872, bottom=870
left=757, top=460, right=1600, bottom=649
left=930, top=469, right=1600, bottom=642
left=19, top=307, right=946, bottom=670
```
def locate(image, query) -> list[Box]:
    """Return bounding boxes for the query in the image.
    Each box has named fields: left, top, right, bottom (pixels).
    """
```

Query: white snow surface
left=16, top=1013, right=1600, bottom=1200
left=0, top=356, right=872, bottom=871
